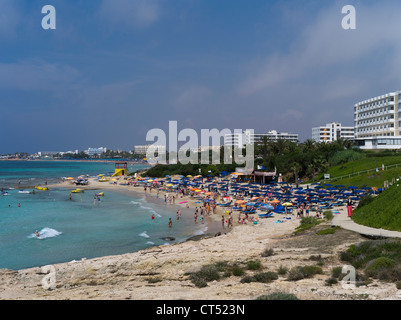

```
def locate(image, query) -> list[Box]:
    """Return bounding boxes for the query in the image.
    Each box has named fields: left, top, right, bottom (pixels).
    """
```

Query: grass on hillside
left=313, top=154, right=401, bottom=188
left=352, top=184, right=401, bottom=231
left=327, top=155, right=401, bottom=177
left=327, top=167, right=401, bottom=188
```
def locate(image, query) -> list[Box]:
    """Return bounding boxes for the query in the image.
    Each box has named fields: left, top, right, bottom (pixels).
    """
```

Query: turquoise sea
left=0, top=161, right=217, bottom=270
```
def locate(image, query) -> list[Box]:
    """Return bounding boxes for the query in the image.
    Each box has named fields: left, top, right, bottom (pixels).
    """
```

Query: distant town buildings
left=311, top=122, right=354, bottom=143
left=224, top=130, right=299, bottom=148
left=87, top=147, right=107, bottom=156
left=354, top=90, right=401, bottom=149
left=134, top=145, right=167, bottom=155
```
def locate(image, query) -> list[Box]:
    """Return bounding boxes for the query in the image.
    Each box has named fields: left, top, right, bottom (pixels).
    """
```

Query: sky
left=1, top=0, right=401, bottom=153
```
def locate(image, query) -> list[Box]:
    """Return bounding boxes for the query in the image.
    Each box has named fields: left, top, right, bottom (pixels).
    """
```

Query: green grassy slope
left=352, top=184, right=401, bottom=231
left=322, top=155, right=401, bottom=188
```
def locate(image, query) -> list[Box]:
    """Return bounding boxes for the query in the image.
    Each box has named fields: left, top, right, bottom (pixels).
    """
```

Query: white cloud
left=232, top=1, right=401, bottom=139
left=238, top=2, right=401, bottom=96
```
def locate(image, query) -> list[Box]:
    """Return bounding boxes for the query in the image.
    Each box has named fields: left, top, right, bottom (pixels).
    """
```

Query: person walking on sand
left=347, top=197, right=353, bottom=217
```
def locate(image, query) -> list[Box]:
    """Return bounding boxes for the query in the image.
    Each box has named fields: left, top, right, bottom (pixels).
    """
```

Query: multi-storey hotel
left=224, top=130, right=299, bottom=148
left=354, top=90, right=401, bottom=149
left=311, top=122, right=354, bottom=143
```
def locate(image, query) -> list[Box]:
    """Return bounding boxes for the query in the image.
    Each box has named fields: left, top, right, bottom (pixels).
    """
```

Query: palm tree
left=256, top=136, right=272, bottom=161
left=290, top=162, right=302, bottom=185
left=303, top=139, right=316, bottom=152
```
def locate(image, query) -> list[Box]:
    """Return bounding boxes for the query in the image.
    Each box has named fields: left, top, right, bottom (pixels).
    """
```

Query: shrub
left=253, top=272, right=278, bottom=283
left=340, top=240, right=401, bottom=270
left=287, top=265, right=323, bottom=281
left=328, top=150, right=365, bottom=167
left=189, top=264, right=221, bottom=287
left=277, top=265, right=288, bottom=275
left=232, top=265, right=245, bottom=277
left=295, top=216, right=322, bottom=233
left=287, top=268, right=305, bottom=281
left=396, top=281, right=401, bottom=290
left=365, top=257, right=397, bottom=278
left=191, top=276, right=208, bottom=288
left=323, top=210, right=334, bottom=221
left=256, top=292, right=299, bottom=300
left=316, top=226, right=339, bottom=235
left=247, top=260, right=262, bottom=270
left=331, top=266, right=343, bottom=279
left=357, top=195, right=375, bottom=209
left=261, top=248, right=274, bottom=257
left=325, top=277, right=338, bottom=286
left=299, top=265, right=323, bottom=278
left=240, top=275, right=254, bottom=283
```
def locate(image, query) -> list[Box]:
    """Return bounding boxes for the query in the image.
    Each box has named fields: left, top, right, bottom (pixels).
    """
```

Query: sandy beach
left=1, top=176, right=401, bottom=300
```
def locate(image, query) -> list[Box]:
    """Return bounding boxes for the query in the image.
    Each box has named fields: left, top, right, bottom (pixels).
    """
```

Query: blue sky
left=1, top=0, right=401, bottom=153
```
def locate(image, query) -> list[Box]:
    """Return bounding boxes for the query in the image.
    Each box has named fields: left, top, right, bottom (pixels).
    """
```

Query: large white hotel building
left=224, top=130, right=299, bottom=148
left=312, top=122, right=354, bottom=143
left=354, top=90, right=401, bottom=149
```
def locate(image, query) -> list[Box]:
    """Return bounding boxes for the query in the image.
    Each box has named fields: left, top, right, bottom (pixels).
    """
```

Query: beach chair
left=258, top=212, right=274, bottom=218
left=217, top=201, right=232, bottom=207
left=243, top=208, right=256, bottom=214
left=320, top=203, right=333, bottom=210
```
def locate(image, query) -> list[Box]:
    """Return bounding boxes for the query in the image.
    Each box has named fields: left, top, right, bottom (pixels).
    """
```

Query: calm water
left=0, top=161, right=215, bottom=270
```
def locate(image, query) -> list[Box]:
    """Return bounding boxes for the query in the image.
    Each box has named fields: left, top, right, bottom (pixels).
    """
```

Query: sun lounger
left=258, top=212, right=274, bottom=218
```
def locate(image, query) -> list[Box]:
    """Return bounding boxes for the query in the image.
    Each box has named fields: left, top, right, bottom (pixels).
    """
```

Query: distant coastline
left=0, top=158, right=149, bottom=165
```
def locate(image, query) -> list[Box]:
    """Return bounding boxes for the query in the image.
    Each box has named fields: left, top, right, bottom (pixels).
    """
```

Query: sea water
left=0, top=161, right=216, bottom=270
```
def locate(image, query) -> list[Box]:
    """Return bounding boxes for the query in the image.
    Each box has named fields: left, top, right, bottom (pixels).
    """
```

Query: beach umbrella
left=348, top=186, right=358, bottom=189
left=323, top=183, right=332, bottom=187
left=270, top=199, right=280, bottom=204
left=282, top=202, right=293, bottom=206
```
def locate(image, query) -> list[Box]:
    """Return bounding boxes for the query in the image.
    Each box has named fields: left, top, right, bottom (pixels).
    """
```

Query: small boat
left=95, top=192, right=104, bottom=197
left=36, top=186, right=49, bottom=191
left=71, top=189, right=84, bottom=193
left=19, top=190, right=31, bottom=194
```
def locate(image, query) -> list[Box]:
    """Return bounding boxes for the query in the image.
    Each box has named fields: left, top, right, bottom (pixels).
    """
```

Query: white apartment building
left=354, top=90, right=401, bottom=149
left=224, top=130, right=299, bottom=148
left=87, top=147, right=107, bottom=156
left=311, top=122, right=354, bottom=143
left=134, top=145, right=167, bottom=155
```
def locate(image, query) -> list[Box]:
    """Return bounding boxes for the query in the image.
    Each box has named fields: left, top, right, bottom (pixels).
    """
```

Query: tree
left=290, top=162, right=302, bottom=185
